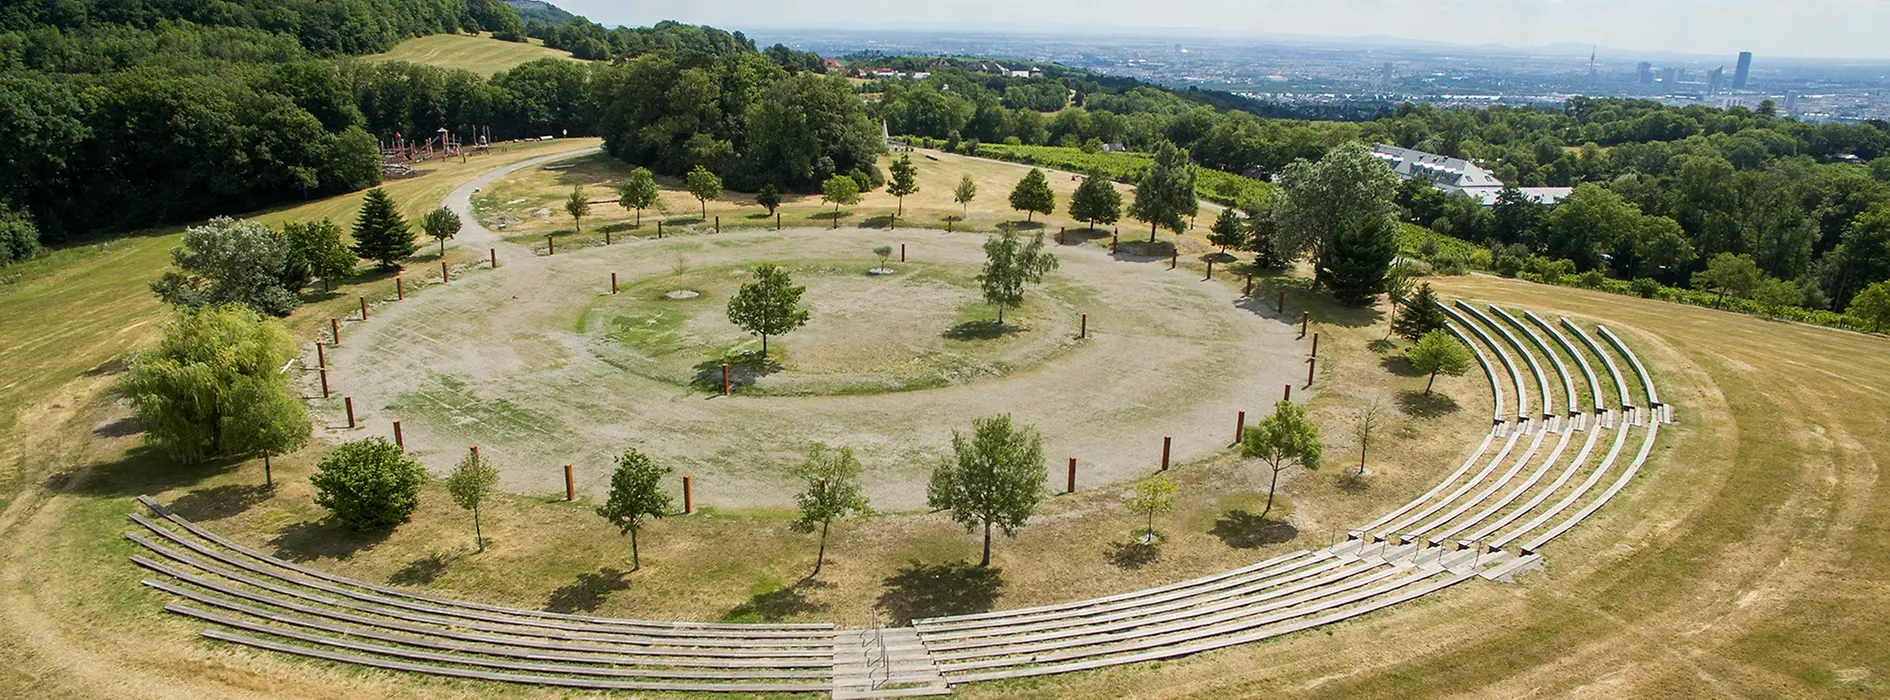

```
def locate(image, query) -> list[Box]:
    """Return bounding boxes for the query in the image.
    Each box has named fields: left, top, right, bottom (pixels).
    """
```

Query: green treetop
left=1272, top=141, right=1400, bottom=306
left=821, top=174, right=861, bottom=225
left=150, top=217, right=303, bottom=316
left=565, top=185, right=591, bottom=233
left=352, top=188, right=416, bottom=269
left=284, top=218, right=356, bottom=293
left=1241, top=400, right=1322, bottom=519
left=1067, top=171, right=1122, bottom=231
left=421, top=207, right=461, bottom=257
left=1407, top=328, right=1474, bottom=394
left=1008, top=168, right=1055, bottom=223
left=1128, top=473, right=1178, bottom=541
left=685, top=166, right=722, bottom=219
left=310, top=437, right=427, bottom=532
left=756, top=183, right=783, bottom=215
left=595, top=449, right=673, bottom=570
left=1208, top=207, right=1245, bottom=251
left=120, top=305, right=309, bottom=465
left=790, top=444, right=872, bottom=577
left=726, top=263, right=811, bottom=358
left=1692, top=252, right=1764, bottom=308
left=1392, top=282, right=1449, bottom=341
left=887, top=154, right=920, bottom=216
left=953, top=174, right=978, bottom=219
left=445, top=447, right=500, bottom=551
left=977, top=229, right=1059, bottom=325
left=927, top=414, right=1048, bottom=567
left=617, top=168, right=660, bottom=227
left=1128, top=141, right=1199, bottom=242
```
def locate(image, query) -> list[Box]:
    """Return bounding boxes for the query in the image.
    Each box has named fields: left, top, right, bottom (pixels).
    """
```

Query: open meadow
left=368, top=32, right=579, bottom=75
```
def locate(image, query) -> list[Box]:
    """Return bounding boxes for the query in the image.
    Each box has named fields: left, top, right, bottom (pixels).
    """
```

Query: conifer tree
left=351, top=188, right=416, bottom=269
left=1392, top=282, right=1449, bottom=341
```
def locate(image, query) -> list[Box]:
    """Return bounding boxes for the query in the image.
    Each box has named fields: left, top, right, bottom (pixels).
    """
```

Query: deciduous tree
left=790, top=444, right=871, bottom=577
left=953, top=174, right=978, bottom=219
left=1847, top=280, right=1890, bottom=332
left=310, top=438, right=426, bottom=532
left=446, top=447, right=500, bottom=551
left=821, top=174, right=861, bottom=224
left=685, top=166, right=721, bottom=219
left=726, top=263, right=810, bottom=358
left=1407, top=329, right=1473, bottom=394
left=887, top=154, right=919, bottom=216
left=1008, top=168, right=1055, bottom=223
left=1067, top=170, right=1121, bottom=231
left=1241, top=400, right=1321, bottom=518
left=1272, top=141, right=1399, bottom=306
left=1128, top=141, right=1199, bottom=242
left=927, top=414, right=1047, bottom=567
left=1692, top=252, right=1764, bottom=308
left=977, top=229, right=1059, bottom=324
left=565, top=185, right=591, bottom=233
left=756, top=183, right=782, bottom=215
left=151, top=217, right=302, bottom=316
left=1128, top=474, right=1177, bottom=541
left=617, top=167, right=660, bottom=227
left=285, top=219, right=356, bottom=293
left=421, top=207, right=461, bottom=257
left=120, top=305, right=309, bottom=465
left=351, top=188, right=416, bottom=269
left=596, top=449, right=672, bottom=570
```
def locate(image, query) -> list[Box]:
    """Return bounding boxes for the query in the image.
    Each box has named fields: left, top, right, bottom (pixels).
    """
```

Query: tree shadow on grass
left=1397, top=389, right=1461, bottom=419
left=1367, top=337, right=1399, bottom=353
left=92, top=416, right=142, bottom=438
left=1106, top=539, right=1161, bottom=570
left=268, top=518, right=393, bottom=562
left=1336, top=472, right=1372, bottom=493
left=692, top=351, right=783, bottom=392
left=545, top=567, right=632, bottom=613
left=942, top=320, right=1026, bottom=341
left=856, top=214, right=894, bottom=229
left=166, top=483, right=272, bottom=522
left=388, top=550, right=464, bottom=586
left=1210, top=510, right=1299, bottom=549
left=56, top=445, right=228, bottom=498
left=1111, top=239, right=1176, bottom=262
left=1054, top=227, right=1113, bottom=246
left=1380, top=355, right=1426, bottom=377
left=723, top=580, right=831, bottom=623
left=876, top=561, right=1004, bottom=625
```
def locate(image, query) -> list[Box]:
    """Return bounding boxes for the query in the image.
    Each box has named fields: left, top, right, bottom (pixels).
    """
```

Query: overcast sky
left=552, top=0, right=1890, bottom=60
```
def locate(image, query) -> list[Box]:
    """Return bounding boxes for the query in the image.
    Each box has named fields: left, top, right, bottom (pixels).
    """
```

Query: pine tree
left=1325, top=216, right=1400, bottom=306
left=1392, top=282, right=1449, bottom=341
left=351, top=188, right=416, bottom=269
left=1208, top=208, right=1246, bottom=251
left=1008, top=168, right=1056, bottom=223
left=887, top=154, right=919, bottom=216
left=1067, top=171, right=1121, bottom=231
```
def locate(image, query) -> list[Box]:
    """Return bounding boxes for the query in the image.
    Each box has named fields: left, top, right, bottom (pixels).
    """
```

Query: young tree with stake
left=422, top=207, right=461, bottom=257
left=1129, top=474, right=1178, bottom=543
left=1008, top=168, right=1056, bottom=223
left=927, top=414, right=1047, bottom=567
left=565, top=185, right=591, bottom=233
left=618, top=168, right=660, bottom=227
left=1349, top=400, right=1385, bottom=476
left=953, top=174, right=977, bottom=220
left=1241, top=400, right=1322, bottom=519
left=977, top=229, right=1059, bottom=325
left=595, top=449, right=672, bottom=570
left=726, top=263, right=811, bottom=358
left=445, top=447, right=499, bottom=551
left=1407, top=329, right=1474, bottom=394
left=790, top=444, right=871, bottom=577
left=887, top=154, right=919, bottom=216
left=685, top=166, right=722, bottom=219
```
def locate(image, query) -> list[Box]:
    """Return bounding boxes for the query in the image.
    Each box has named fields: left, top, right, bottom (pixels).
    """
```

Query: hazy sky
left=553, top=0, right=1890, bottom=60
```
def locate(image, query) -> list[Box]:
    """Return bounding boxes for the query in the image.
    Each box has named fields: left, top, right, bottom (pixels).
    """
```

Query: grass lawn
left=368, top=32, right=579, bottom=75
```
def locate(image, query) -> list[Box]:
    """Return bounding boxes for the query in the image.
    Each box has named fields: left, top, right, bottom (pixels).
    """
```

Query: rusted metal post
left=1284, top=383, right=1292, bottom=402
left=359, top=295, right=368, bottom=320
left=1277, top=290, right=1285, bottom=314
left=683, top=475, right=693, bottom=514
left=393, top=420, right=403, bottom=449
left=564, top=463, right=574, bottom=501
left=319, top=367, right=329, bottom=398
left=1170, top=252, right=1177, bottom=270
left=776, top=212, right=781, bottom=231
left=1079, top=313, right=1087, bottom=339
left=1244, top=274, right=1253, bottom=297
left=396, top=274, right=404, bottom=300
left=1206, top=259, right=1214, bottom=280
left=1311, top=333, right=1320, bottom=358
left=1161, top=435, right=1172, bottom=471
left=442, top=260, right=450, bottom=283
left=1110, top=232, right=1118, bottom=254
left=490, top=248, right=497, bottom=267
left=1058, top=226, right=1065, bottom=244
left=1067, top=457, right=1077, bottom=494
left=1306, top=357, right=1316, bottom=387
left=605, top=229, right=612, bottom=245
left=715, top=215, right=720, bottom=233
left=890, top=214, right=896, bottom=230
left=329, top=318, right=340, bottom=345
left=546, top=236, right=554, bottom=255
left=722, top=363, right=730, bottom=396
left=315, top=341, right=325, bottom=368
left=1235, top=410, right=1246, bottom=445
left=611, top=272, right=618, bottom=294
left=947, top=218, right=953, bottom=233
left=345, top=396, right=356, bottom=429
left=657, top=220, right=663, bottom=238
left=1299, top=310, right=1309, bottom=339
left=900, top=243, right=906, bottom=262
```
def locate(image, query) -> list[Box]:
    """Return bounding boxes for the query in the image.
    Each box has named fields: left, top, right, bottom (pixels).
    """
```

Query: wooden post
left=1058, top=226, right=1065, bottom=244
left=397, top=275, right=404, bottom=300
left=1235, top=410, right=1246, bottom=445
left=564, top=463, right=574, bottom=501
left=546, top=236, right=554, bottom=255
left=345, top=396, right=355, bottom=429
left=359, top=295, right=368, bottom=321
left=947, top=218, right=953, bottom=233
left=1079, top=313, right=1087, bottom=339
left=490, top=248, right=497, bottom=267
left=315, top=341, right=325, bottom=368
left=611, top=273, right=618, bottom=294
left=605, top=229, right=612, bottom=245
left=319, top=367, right=329, bottom=398
left=683, top=475, right=694, bottom=514
left=1284, top=383, right=1292, bottom=402
left=1244, top=274, right=1253, bottom=297
left=1206, top=259, right=1214, bottom=280
left=1311, top=333, right=1320, bottom=358
left=890, top=214, right=895, bottom=230
left=776, top=212, right=781, bottom=231
left=1169, top=252, right=1177, bottom=270
left=442, top=260, right=450, bottom=283
left=722, top=363, right=730, bottom=396
left=1306, top=357, right=1316, bottom=387
left=1110, top=232, right=1118, bottom=254
left=715, top=215, right=720, bottom=233
left=264, top=453, right=272, bottom=488
left=393, top=420, right=403, bottom=449
left=1299, top=310, right=1310, bottom=339
left=1066, top=457, right=1077, bottom=494
left=657, top=220, right=663, bottom=238
left=1277, top=290, right=1286, bottom=314
left=330, top=318, right=341, bottom=345
left=1161, top=435, right=1172, bottom=471
left=900, top=243, right=906, bottom=262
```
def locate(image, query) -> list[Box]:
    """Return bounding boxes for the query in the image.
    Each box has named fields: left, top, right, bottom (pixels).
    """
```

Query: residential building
left=1372, top=144, right=1573, bottom=206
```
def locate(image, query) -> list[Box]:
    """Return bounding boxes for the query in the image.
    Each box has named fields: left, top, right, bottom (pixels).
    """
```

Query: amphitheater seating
left=126, top=304, right=1670, bottom=697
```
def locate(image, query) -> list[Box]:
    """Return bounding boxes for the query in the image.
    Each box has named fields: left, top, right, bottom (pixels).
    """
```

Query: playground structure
left=381, top=126, right=493, bottom=177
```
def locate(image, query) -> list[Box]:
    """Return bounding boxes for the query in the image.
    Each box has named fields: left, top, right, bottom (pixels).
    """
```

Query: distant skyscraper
left=1708, top=66, right=1725, bottom=95
left=1733, top=51, right=1753, bottom=89
left=1637, top=62, right=1654, bottom=85
left=1660, top=67, right=1678, bottom=84
left=1785, top=91, right=1799, bottom=114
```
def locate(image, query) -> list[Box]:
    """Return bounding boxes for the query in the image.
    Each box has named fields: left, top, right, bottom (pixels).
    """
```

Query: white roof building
left=1372, top=143, right=1572, bottom=206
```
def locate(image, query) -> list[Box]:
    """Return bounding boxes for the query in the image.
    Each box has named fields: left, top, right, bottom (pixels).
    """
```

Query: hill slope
left=370, top=32, right=578, bottom=74
left=506, top=0, right=577, bottom=25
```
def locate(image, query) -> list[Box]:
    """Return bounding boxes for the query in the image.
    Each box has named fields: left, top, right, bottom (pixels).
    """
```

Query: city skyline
left=551, top=0, right=1890, bottom=60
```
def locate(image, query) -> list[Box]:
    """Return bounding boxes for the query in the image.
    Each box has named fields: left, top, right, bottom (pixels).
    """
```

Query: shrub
left=1492, top=254, right=1523, bottom=278
left=1430, top=254, right=1468, bottom=276
left=1631, top=277, right=1661, bottom=298
left=310, top=438, right=427, bottom=531
left=1578, top=270, right=1607, bottom=289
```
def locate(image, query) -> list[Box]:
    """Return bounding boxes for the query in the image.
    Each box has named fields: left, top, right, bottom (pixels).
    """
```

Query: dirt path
left=320, top=228, right=1307, bottom=509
